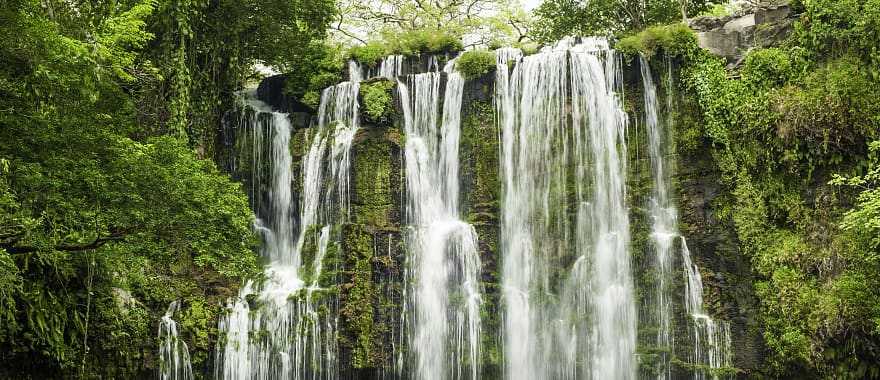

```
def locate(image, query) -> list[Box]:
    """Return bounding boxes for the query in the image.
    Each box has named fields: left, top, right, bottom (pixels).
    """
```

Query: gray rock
left=690, top=2, right=795, bottom=64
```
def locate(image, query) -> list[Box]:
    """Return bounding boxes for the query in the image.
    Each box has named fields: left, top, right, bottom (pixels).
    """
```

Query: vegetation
left=456, top=49, right=497, bottom=79
left=345, top=27, right=464, bottom=67
left=618, top=0, right=880, bottom=377
left=531, top=0, right=711, bottom=43
left=359, top=79, right=396, bottom=124
left=3, top=0, right=880, bottom=377
left=335, top=0, right=532, bottom=47
left=616, top=23, right=697, bottom=58
left=0, top=0, right=332, bottom=376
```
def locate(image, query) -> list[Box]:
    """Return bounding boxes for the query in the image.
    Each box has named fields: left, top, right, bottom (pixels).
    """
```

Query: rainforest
left=0, top=0, right=878, bottom=379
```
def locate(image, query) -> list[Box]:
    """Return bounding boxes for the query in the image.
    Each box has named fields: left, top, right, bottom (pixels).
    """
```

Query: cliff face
left=219, top=52, right=764, bottom=378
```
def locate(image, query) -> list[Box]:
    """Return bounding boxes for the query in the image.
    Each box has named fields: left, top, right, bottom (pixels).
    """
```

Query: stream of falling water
left=497, top=37, right=636, bottom=380
left=642, top=55, right=676, bottom=380
left=640, top=56, right=732, bottom=380
left=214, top=62, right=362, bottom=380
left=159, top=301, right=193, bottom=380
left=396, top=58, right=483, bottom=380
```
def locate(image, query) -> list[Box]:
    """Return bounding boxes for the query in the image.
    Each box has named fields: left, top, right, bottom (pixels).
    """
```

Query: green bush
left=389, top=28, right=463, bottom=56
left=615, top=23, right=698, bottom=58
left=347, top=41, right=388, bottom=68
left=741, top=48, right=803, bottom=87
left=455, top=50, right=496, bottom=79
left=359, top=79, right=396, bottom=124
left=283, top=42, right=345, bottom=109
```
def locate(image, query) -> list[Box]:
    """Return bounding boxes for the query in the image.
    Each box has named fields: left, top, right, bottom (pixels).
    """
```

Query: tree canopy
left=0, top=0, right=334, bottom=376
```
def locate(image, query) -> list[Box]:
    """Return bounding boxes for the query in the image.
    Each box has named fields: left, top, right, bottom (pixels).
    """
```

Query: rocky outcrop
left=255, top=74, right=316, bottom=117
left=689, top=1, right=797, bottom=65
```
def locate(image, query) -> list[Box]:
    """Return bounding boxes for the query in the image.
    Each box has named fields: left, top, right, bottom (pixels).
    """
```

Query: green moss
left=456, top=50, right=496, bottom=79
left=339, top=223, right=381, bottom=368
left=460, top=101, right=500, bottom=208
left=301, top=90, right=321, bottom=109
left=616, top=23, right=698, bottom=58
left=359, top=79, right=396, bottom=124
left=352, top=128, right=395, bottom=228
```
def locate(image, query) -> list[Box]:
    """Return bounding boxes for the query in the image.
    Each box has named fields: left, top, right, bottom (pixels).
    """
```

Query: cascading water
left=214, top=61, right=362, bottom=380
left=640, top=56, right=732, bottom=380
left=641, top=55, right=676, bottom=379
left=378, top=55, right=405, bottom=79
left=682, top=240, right=733, bottom=380
left=396, top=58, right=483, bottom=380
left=158, top=301, right=193, bottom=380
left=497, top=37, right=636, bottom=380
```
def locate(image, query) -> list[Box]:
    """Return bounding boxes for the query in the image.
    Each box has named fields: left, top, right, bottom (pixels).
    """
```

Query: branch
left=332, top=21, right=367, bottom=44
left=2, top=229, right=129, bottom=254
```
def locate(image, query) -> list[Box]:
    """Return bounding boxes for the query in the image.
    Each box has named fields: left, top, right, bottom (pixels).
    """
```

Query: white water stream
left=396, top=58, right=483, bottom=380
left=498, top=37, right=636, bottom=380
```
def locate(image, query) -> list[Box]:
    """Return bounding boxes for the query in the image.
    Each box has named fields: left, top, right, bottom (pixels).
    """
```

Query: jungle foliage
left=0, top=0, right=333, bottom=377
left=531, top=0, right=711, bottom=43
left=617, top=0, right=880, bottom=377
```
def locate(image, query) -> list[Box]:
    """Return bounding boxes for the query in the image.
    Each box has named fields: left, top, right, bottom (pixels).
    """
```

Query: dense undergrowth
left=0, top=0, right=324, bottom=377
left=616, top=0, right=880, bottom=377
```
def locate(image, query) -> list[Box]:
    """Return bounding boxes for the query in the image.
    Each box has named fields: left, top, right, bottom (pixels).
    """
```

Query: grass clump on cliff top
left=346, top=28, right=464, bottom=67
left=389, top=28, right=463, bottom=56
left=456, top=50, right=496, bottom=79
left=347, top=42, right=388, bottom=68
left=615, top=23, right=697, bottom=58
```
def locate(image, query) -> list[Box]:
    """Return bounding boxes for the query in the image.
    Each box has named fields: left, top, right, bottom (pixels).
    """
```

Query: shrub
left=741, top=48, right=803, bottom=87
left=615, top=23, right=697, bottom=58
left=455, top=50, right=496, bottom=79
left=347, top=41, right=388, bottom=68
left=359, top=79, right=396, bottom=124
left=386, top=28, right=463, bottom=56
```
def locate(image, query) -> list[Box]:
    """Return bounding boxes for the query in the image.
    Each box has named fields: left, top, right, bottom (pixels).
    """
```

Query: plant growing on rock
left=456, top=50, right=496, bottom=79
left=359, top=79, right=396, bottom=124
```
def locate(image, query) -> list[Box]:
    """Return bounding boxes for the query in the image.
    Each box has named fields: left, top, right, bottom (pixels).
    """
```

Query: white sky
left=522, top=0, right=543, bottom=11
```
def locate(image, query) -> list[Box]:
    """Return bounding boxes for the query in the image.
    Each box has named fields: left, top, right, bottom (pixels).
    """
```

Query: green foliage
left=699, top=3, right=732, bottom=17
left=615, top=23, right=697, bottom=58
left=359, top=79, right=396, bottom=124
left=532, top=0, right=710, bottom=43
left=0, top=0, right=262, bottom=376
left=833, top=141, right=880, bottom=251
left=346, top=27, right=464, bottom=67
left=389, top=28, right=463, bottom=55
left=455, top=50, right=496, bottom=79
left=792, top=0, right=880, bottom=79
left=347, top=42, right=388, bottom=67
left=675, top=1, right=880, bottom=373
left=146, top=0, right=336, bottom=145
left=283, top=42, right=345, bottom=109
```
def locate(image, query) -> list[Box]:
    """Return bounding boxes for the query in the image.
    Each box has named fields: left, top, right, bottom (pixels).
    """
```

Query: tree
left=0, top=0, right=288, bottom=376
left=531, top=0, right=710, bottom=43
left=333, top=0, right=533, bottom=48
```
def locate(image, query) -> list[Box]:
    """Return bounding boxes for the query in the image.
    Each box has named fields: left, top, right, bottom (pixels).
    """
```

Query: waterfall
left=158, top=301, right=193, bottom=380
left=397, top=58, right=483, bottom=380
left=214, top=61, right=362, bottom=380
left=378, top=55, right=405, bottom=79
left=682, top=240, right=733, bottom=380
left=497, top=37, right=636, bottom=380
left=642, top=55, right=676, bottom=379
left=640, top=57, right=732, bottom=379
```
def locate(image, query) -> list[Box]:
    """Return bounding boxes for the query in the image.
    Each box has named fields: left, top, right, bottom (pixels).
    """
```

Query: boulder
left=689, top=2, right=795, bottom=64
